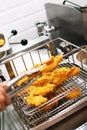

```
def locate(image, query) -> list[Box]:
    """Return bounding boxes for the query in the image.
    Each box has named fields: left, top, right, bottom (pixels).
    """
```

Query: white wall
left=0, top=0, right=87, bottom=42
left=0, top=0, right=87, bottom=79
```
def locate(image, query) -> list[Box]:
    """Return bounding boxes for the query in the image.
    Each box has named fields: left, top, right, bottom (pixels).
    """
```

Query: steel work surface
left=46, top=106, right=87, bottom=130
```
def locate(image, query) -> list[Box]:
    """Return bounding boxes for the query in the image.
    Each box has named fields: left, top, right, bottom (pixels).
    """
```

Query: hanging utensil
left=63, top=0, right=87, bottom=12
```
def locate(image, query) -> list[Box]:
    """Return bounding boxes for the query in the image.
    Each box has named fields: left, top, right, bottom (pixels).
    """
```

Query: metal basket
left=0, top=37, right=87, bottom=130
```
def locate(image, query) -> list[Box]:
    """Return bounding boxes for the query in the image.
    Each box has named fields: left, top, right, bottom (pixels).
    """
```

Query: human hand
left=0, top=81, right=11, bottom=111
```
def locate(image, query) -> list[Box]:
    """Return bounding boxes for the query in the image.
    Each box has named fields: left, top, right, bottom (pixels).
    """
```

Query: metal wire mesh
left=0, top=37, right=87, bottom=129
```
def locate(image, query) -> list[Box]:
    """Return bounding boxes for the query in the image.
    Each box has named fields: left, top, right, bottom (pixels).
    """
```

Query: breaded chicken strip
left=32, top=75, right=51, bottom=86
left=66, top=87, right=82, bottom=99
left=29, top=84, right=56, bottom=96
left=41, top=54, right=63, bottom=73
left=50, top=67, right=80, bottom=86
left=14, top=71, right=40, bottom=87
left=24, top=96, right=48, bottom=107
left=69, top=66, right=80, bottom=77
left=14, top=76, right=31, bottom=87
left=15, top=54, right=63, bottom=87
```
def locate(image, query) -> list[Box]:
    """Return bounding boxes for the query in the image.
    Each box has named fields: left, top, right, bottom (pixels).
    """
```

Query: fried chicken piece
left=42, top=100, right=58, bottom=112
left=14, top=76, right=30, bottom=87
left=20, top=65, right=80, bottom=95
left=50, top=67, right=80, bottom=86
left=24, top=95, right=48, bottom=107
left=69, top=66, right=80, bottom=77
left=29, top=84, right=56, bottom=96
left=14, top=71, right=41, bottom=87
left=24, top=92, right=58, bottom=109
left=16, top=54, right=81, bottom=112
left=41, top=54, right=63, bottom=73
left=42, top=92, right=58, bottom=112
left=15, top=54, right=63, bottom=87
left=66, top=87, right=82, bottom=99
left=32, top=64, right=41, bottom=68
left=32, top=75, right=51, bottom=86
left=30, top=54, right=62, bottom=74
left=44, top=56, right=55, bottom=65
left=50, top=67, right=70, bottom=85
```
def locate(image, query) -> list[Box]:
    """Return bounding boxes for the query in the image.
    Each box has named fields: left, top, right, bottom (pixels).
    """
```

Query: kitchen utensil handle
left=7, top=73, right=26, bottom=88
left=6, top=65, right=44, bottom=92
left=8, top=78, right=35, bottom=98
left=6, top=65, right=43, bottom=88
left=6, top=64, right=45, bottom=97
left=63, top=0, right=81, bottom=7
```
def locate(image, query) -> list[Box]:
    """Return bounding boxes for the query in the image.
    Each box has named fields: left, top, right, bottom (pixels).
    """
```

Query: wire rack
left=0, top=37, right=87, bottom=130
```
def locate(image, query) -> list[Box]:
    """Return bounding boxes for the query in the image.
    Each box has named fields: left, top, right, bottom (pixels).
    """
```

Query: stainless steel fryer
left=0, top=37, right=87, bottom=130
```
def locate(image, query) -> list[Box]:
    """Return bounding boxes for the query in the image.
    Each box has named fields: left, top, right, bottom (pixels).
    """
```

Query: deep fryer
left=0, top=37, right=87, bottom=130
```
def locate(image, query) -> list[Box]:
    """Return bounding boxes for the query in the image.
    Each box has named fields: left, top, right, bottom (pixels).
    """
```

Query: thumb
left=0, top=81, right=8, bottom=89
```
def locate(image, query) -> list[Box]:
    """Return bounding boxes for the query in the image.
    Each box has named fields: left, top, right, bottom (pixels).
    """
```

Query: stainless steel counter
left=46, top=106, right=87, bottom=130
left=1, top=106, right=87, bottom=130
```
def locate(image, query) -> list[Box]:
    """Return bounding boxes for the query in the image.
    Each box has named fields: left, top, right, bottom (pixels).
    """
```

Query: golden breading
left=41, top=54, right=63, bottom=73
left=22, top=66, right=80, bottom=109
left=69, top=66, right=81, bottom=77
left=17, top=54, right=81, bottom=111
left=32, top=64, right=41, bottom=68
left=24, top=95, right=48, bottom=107
left=15, top=76, right=30, bottom=87
left=28, top=84, right=56, bottom=96
left=15, top=54, right=63, bottom=87
left=66, top=87, right=82, bottom=99
left=50, top=67, right=80, bottom=86
left=31, top=66, right=80, bottom=87
left=14, top=71, right=41, bottom=87
left=32, top=75, right=51, bottom=87
left=44, top=56, right=55, bottom=65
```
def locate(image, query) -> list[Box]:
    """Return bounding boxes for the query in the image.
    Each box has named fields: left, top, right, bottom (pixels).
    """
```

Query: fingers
left=0, top=81, right=7, bottom=89
left=0, top=84, right=11, bottom=111
left=4, top=92, right=11, bottom=106
left=0, top=94, right=5, bottom=111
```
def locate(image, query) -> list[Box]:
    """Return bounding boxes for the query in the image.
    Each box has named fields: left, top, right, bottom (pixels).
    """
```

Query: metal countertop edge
left=29, top=96, right=87, bottom=130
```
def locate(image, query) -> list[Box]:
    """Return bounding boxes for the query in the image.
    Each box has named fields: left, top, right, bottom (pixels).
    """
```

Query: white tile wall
left=0, top=0, right=44, bottom=39
left=0, top=0, right=87, bottom=42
